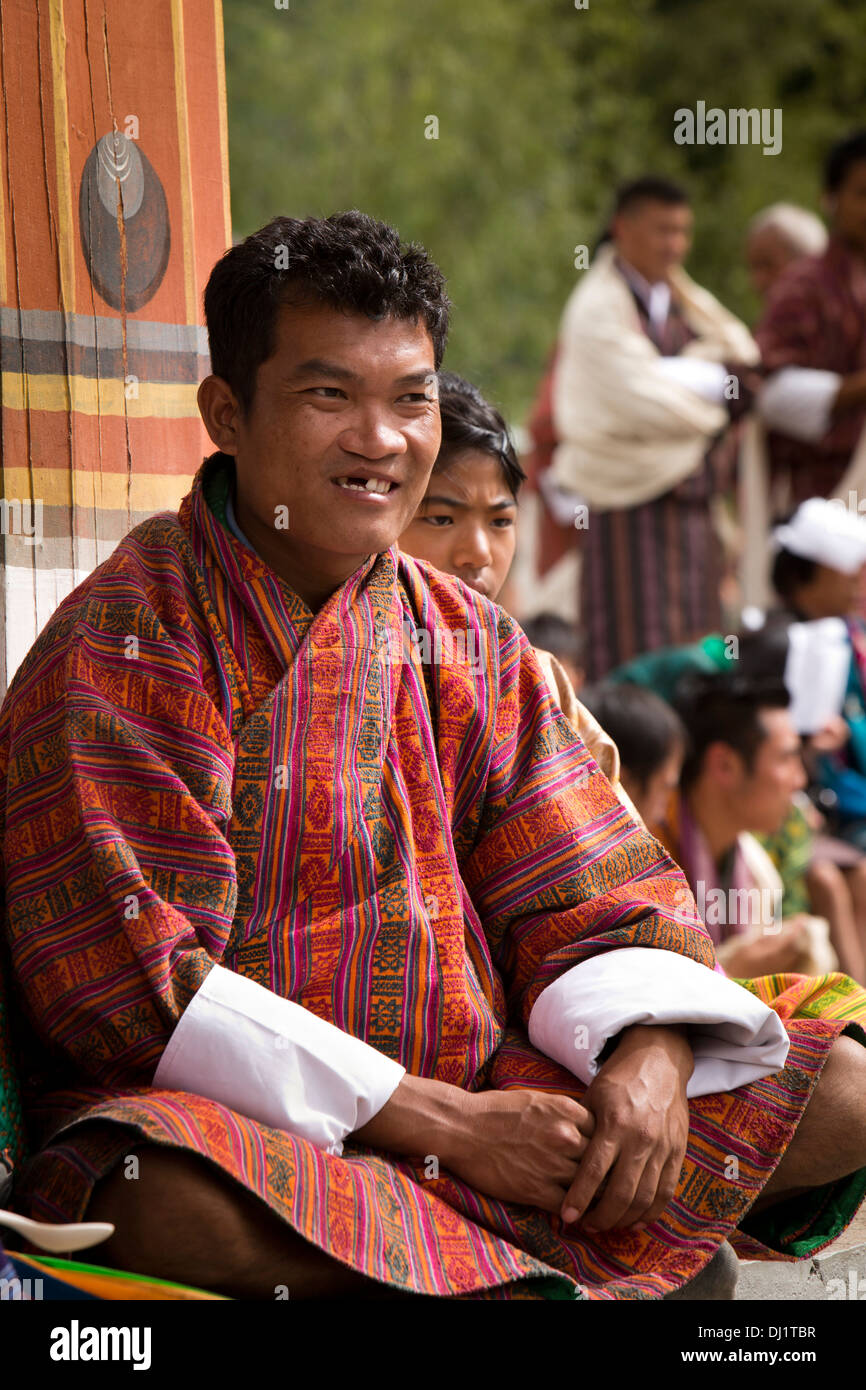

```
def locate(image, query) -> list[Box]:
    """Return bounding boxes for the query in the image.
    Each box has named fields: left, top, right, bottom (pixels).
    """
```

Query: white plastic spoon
left=0, top=1208, right=115, bottom=1253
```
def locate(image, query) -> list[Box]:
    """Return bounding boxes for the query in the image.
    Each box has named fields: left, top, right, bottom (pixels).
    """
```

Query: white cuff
left=656, top=356, right=730, bottom=403
left=153, top=965, right=406, bottom=1155
left=758, top=367, right=841, bottom=442
left=528, top=947, right=789, bottom=1098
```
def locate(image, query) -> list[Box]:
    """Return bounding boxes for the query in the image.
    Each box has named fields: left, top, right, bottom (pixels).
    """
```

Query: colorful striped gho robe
left=2, top=452, right=865, bottom=1300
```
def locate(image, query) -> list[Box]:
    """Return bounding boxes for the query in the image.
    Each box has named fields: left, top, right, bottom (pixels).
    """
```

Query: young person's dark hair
left=434, top=371, right=526, bottom=497
left=674, top=672, right=790, bottom=790
left=771, top=546, right=818, bottom=606
left=824, top=129, right=866, bottom=194
left=520, top=613, right=583, bottom=671
left=204, top=210, right=451, bottom=414
left=580, top=682, right=685, bottom=788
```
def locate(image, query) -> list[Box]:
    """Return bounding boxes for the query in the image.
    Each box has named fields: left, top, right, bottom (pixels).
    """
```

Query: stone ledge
left=736, top=1206, right=866, bottom=1300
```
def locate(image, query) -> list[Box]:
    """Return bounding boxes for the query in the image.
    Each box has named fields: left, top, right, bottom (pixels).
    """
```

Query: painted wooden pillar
left=0, top=0, right=231, bottom=693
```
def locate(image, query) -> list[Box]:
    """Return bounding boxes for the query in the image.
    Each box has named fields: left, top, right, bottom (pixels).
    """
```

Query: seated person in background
left=610, top=614, right=866, bottom=983
left=734, top=615, right=866, bottom=986
left=771, top=498, right=866, bottom=850
left=654, top=672, right=834, bottom=979
left=399, top=371, right=634, bottom=811
left=577, top=683, right=685, bottom=830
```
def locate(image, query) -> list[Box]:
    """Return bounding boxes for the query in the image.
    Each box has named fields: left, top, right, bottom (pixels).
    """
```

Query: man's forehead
left=758, top=706, right=798, bottom=745
left=271, top=300, right=435, bottom=371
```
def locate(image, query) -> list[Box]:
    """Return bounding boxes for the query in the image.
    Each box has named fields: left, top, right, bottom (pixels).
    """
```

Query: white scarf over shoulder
left=551, top=243, right=759, bottom=510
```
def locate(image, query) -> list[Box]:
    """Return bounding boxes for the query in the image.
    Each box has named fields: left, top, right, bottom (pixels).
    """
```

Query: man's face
left=612, top=200, right=693, bottom=285
left=827, top=159, right=866, bottom=256
left=733, top=708, right=806, bottom=835
left=199, top=302, right=441, bottom=604
left=399, top=451, right=518, bottom=600
left=746, top=225, right=799, bottom=300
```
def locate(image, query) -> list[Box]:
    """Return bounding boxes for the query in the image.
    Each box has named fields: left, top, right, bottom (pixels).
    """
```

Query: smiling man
left=4, top=212, right=866, bottom=1302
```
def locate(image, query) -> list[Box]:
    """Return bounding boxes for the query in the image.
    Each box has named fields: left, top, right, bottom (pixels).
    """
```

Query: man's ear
left=704, top=741, right=742, bottom=789
left=197, top=375, right=244, bottom=455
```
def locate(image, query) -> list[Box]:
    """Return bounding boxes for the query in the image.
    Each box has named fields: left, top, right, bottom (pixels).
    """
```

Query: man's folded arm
left=153, top=965, right=405, bottom=1155
left=527, top=946, right=789, bottom=1097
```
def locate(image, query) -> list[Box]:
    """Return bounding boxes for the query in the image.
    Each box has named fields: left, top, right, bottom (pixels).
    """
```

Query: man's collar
left=614, top=255, right=672, bottom=329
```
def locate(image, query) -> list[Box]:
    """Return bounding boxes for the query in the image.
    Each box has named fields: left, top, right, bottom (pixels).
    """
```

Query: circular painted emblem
left=79, top=132, right=170, bottom=311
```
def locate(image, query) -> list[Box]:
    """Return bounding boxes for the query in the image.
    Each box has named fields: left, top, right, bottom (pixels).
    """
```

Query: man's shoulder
left=765, top=252, right=831, bottom=309
left=1, top=510, right=195, bottom=704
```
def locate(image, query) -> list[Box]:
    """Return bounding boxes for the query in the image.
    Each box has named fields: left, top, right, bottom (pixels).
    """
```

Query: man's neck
left=232, top=488, right=371, bottom=614
left=615, top=253, right=671, bottom=291
left=685, top=780, right=741, bottom=869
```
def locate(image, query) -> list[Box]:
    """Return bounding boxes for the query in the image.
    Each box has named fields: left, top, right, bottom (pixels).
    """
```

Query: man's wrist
left=604, top=1022, right=694, bottom=1084
left=352, top=1072, right=470, bottom=1167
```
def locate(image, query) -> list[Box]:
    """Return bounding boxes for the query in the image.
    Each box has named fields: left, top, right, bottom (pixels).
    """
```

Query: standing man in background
left=756, top=131, right=866, bottom=509
left=551, top=177, right=759, bottom=680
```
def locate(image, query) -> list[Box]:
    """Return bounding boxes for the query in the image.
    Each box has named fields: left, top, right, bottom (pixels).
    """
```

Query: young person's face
left=827, top=159, right=866, bottom=256
left=399, top=450, right=518, bottom=600
left=197, top=302, right=441, bottom=607
left=612, top=199, right=693, bottom=285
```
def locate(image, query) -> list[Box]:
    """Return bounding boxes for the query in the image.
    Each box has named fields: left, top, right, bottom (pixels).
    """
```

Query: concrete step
left=735, top=1204, right=866, bottom=1299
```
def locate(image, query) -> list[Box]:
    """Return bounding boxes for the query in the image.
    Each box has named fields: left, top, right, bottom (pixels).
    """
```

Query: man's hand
left=353, top=1073, right=595, bottom=1212
left=559, top=1024, right=692, bottom=1234
left=722, top=917, right=813, bottom=979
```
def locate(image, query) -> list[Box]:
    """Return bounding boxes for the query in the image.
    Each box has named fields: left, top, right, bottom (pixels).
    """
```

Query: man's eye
left=399, top=393, right=433, bottom=404
left=308, top=387, right=345, bottom=398
left=492, top=517, right=515, bottom=529
left=422, top=514, right=452, bottom=527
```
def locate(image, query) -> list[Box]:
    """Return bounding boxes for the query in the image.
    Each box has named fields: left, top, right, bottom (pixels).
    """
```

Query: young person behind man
left=5, top=214, right=866, bottom=1301
left=549, top=175, right=760, bottom=679
left=399, top=371, right=629, bottom=805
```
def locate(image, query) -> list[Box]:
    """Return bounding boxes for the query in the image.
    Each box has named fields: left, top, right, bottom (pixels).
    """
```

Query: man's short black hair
left=825, top=130, right=866, bottom=194
left=771, top=546, right=818, bottom=605
left=674, top=672, right=790, bottom=790
left=614, top=175, right=690, bottom=218
left=434, top=371, right=526, bottom=498
left=580, top=682, right=685, bottom=787
left=203, top=210, right=451, bottom=413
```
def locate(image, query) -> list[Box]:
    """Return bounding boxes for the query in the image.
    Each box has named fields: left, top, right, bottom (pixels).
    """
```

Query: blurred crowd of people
left=398, top=130, right=866, bottom=989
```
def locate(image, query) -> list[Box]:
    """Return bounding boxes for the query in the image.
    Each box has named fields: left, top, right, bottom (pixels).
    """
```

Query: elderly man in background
left=551, top=176, right=760, bottom=680
left=746, top=203, right=828, bottom=303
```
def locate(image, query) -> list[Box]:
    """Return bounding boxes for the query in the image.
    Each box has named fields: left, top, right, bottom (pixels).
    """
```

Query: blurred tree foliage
left=224, top=0, right=866, bottom=425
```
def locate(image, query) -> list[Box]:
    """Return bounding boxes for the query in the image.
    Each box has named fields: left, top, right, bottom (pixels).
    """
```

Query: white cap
left=772, top=497, right=866, bottom=576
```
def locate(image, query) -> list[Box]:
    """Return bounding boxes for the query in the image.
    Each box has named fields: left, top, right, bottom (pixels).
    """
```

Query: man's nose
left=340, top=407, right=407, bottom=458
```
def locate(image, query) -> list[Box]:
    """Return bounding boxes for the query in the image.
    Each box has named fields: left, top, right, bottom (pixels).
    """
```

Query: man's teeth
left=335, top=477, right=393, bottom=494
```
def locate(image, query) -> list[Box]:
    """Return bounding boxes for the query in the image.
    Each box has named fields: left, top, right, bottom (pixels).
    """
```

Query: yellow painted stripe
left=1, top=372, right=199, bottom=417
left=48, top=0, right=75, bottom=313
left=2, top=466, right=193, bottom=511
left=213, top=0, right=233, bottom=247
left=170, top=0, right=198, bottom=326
